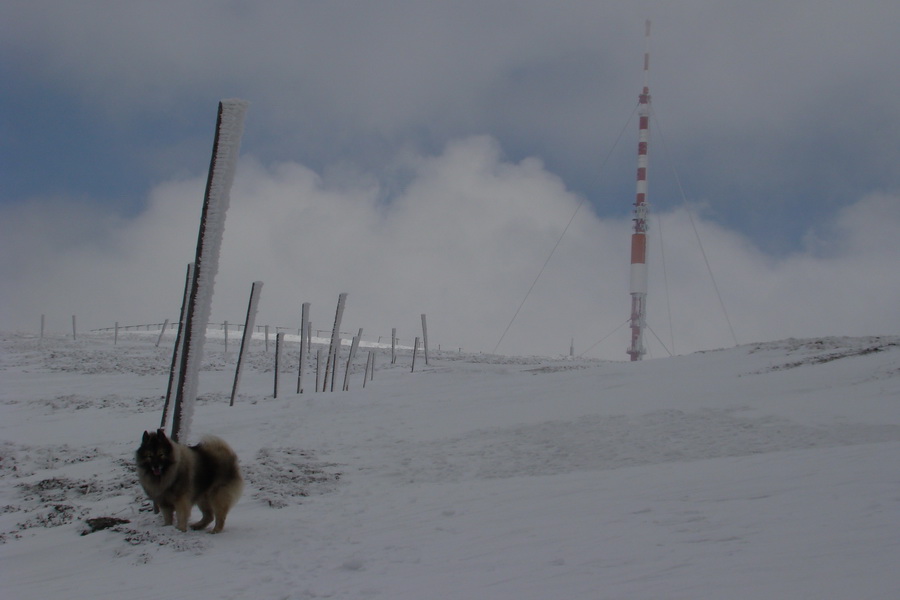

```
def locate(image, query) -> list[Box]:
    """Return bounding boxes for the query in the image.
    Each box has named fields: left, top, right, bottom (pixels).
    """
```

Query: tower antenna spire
left=627, top=19, right=652, bottom=361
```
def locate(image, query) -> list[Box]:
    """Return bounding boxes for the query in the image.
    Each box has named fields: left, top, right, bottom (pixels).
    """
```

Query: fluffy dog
left=136, top=429, right=243, bottom=533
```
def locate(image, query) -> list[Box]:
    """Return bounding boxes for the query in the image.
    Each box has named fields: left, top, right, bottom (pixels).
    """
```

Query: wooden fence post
left=421, top=313, right=429, bottom=365
left=324, top=293, right=348, bottom=392
left=274, top=332, right=284, bottom=398
left=156, top=319, right=170, bottom=347
left=391, top=327, right=397, bottom=364
left=161, top=263, right=194, bottom=430
left=363, top=351, right=375, bottom=387
left=297, top=302, right=310, bottom=393
left=343, top=328, right=363, bottom=391
left=230, top=281, right=263, bottom=407
left=316, top=348, right=324, bottom=392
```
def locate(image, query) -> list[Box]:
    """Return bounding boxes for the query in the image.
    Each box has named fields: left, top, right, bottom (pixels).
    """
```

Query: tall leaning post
left=171, top=99, right=249, bottom=443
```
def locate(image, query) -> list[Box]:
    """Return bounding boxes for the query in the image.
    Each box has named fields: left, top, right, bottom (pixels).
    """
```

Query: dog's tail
left=196, top=436, right=244, bottom=499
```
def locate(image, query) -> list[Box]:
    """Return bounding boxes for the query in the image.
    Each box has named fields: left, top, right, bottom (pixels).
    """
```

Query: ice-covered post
left=171, top=99, right=248, bottom=443
left=265, top=325, right=270, bottom=352
left=421, top=314, right=429, bottom=365
left=411, top=336, right=420, bottom=372
left=297, top=302, right=310, bottom=393
left=40, top=314, right=45, bottom=340
left=274, top=332, right=284, bottom=398
left=324, top=293, right=348, bottom=392
left=72, top=315, right=77, bottom=340
left=230, top=280, right=263, bottom=407
left=114, top=322, right=119, bottom=345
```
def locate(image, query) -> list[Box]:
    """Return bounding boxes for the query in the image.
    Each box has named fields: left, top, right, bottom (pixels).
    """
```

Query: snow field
left=1, top=331, right=899, bottom=599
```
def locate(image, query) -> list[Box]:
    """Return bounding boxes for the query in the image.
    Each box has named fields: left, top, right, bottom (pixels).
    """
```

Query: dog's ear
left=142, top=431, right=150, bottom=443
left=156, top=428, right=167, bottom=439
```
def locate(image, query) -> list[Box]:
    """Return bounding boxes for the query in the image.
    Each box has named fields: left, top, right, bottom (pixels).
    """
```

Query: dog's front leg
left=160, top=504, right=174, bottom=526
left=174, top=498, right=192, bottom=532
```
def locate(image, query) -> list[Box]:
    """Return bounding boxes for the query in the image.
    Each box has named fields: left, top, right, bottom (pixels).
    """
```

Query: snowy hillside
left=2, top=331, right=899, bottom=599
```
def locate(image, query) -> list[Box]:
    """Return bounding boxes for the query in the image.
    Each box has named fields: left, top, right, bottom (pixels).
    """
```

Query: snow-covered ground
left=2, top=330, right=899, bottom=599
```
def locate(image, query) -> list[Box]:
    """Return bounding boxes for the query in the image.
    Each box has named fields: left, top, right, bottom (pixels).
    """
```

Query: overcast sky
left=2, top=0, right=898, bottom=359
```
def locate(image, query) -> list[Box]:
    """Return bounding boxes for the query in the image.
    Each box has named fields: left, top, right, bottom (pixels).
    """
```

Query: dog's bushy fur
left=136, top=429, right=243, bottom=533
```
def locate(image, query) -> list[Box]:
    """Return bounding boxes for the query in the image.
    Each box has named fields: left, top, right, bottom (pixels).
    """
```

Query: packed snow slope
left=2, top=331, right=900, bottom=599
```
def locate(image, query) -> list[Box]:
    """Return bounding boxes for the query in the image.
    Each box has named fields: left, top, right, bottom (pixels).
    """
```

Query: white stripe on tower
left=628, top=20, right=651, bottom=362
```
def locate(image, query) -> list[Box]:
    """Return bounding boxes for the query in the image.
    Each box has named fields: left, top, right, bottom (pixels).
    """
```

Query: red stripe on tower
left=630, top=234, right=647, bottom=264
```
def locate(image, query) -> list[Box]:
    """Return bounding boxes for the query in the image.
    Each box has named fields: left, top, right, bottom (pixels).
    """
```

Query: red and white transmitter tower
left=627, top=20, right=652, bottom=361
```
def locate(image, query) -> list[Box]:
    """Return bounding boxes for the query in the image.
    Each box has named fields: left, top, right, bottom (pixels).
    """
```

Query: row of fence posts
left=41, top=295, right=432, bottom=403
left=227, top=289, right=432, bottom=401
left=269, top=299, right=431, bottom=398
left=50, top=311, right=427, bottom=368
left=45, top=310, right=432, bottom=367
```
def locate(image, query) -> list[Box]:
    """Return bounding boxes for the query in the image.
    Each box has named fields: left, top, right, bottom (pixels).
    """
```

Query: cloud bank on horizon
left=1, top=136, right=898, bottom=359
left=1, top=0, right=898, bottom=358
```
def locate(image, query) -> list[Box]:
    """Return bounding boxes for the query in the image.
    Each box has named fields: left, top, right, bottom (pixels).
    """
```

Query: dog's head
left=136, top=429, right=175, bottom=477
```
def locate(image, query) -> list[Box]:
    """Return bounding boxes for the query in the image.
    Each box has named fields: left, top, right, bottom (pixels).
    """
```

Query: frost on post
left=171, top=99, right=249, bottom=443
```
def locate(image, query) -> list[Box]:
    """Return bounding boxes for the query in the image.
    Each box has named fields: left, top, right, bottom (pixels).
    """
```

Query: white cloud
left=2, top=136, right=898, bottom=359
left=645, top=192, right=900, bottom=354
